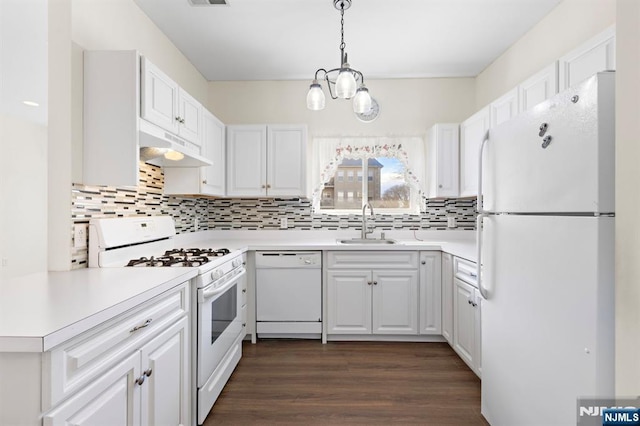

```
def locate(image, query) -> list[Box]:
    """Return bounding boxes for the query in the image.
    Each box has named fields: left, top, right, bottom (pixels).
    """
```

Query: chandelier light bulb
left=335, top=64, right=357, bottom=99
left=353, top=85, right=372, bottom=113
left=307, top=80, right=326, bottom=110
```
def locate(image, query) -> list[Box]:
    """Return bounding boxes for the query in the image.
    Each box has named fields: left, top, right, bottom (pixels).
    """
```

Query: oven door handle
left=201, top=268, right=246, bottom=301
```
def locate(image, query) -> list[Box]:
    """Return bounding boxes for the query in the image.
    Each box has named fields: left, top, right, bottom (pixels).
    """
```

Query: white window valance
left=310, top=137, right=426, bottom=212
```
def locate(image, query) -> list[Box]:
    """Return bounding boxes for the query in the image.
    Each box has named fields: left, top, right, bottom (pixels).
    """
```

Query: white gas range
left=89, top=215, right=246, bottom=425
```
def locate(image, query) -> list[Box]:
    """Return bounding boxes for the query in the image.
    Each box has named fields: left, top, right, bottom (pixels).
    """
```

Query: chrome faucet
left=361, top=202, right=374, bottom=239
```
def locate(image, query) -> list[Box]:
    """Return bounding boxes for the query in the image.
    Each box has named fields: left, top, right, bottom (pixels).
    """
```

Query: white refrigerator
left=477, top=72, right=615, bottom=425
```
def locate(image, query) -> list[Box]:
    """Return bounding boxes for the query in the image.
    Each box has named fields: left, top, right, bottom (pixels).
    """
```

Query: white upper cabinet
left=459, top=106, right=490, bottom=198
left=226, top=124, right=307, bottom=197
left=490, top=87, right=519, bottom=128
left=164, top=110, right=225, bottom=196
left=177, top=88, right=202, bottom=145
left=226, top=125, right=268, bottom=197
left=140, top=58, right=180, bottom=135
left=425, top=123, right=459, bottom=199
left=558, top=26, right=616, bottom=92
left=518, top=62, right=558, bottom=113
left=267, top=125, right=307, bottom=197
left=140, top=58, right=202, bottom=145
left=83, top=51, right=211, bottom=187
left=201, top=111, right=226, bottom=196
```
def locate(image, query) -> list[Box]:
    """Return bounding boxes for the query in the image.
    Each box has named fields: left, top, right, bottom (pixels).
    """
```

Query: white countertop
left=175, top=230, right=478, bottom=262
left=0, top=268, right=197, bottom=353
left=0, top=230, right=475, bottom=353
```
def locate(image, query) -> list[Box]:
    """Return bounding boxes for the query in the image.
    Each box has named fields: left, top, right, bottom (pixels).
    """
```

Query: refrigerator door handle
left=477, top=130, right=490, bottom=215
left=476, top=213, right=489, bottom=300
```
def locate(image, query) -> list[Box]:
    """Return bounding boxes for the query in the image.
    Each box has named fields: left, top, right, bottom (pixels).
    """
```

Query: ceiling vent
left=188, top=0, right=229, bottom=5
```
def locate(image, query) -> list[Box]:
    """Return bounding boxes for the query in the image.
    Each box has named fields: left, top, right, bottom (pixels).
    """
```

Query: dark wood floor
left=204, top=340, right=488, bottom=425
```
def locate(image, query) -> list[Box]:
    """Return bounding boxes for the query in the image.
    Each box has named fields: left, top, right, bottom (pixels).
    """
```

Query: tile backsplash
left=71, top=162, right=476, bottom=268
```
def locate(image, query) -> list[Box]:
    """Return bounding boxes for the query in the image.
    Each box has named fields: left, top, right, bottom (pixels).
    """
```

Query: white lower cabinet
left=451, top=257, right=481, bottom=378
left=419, top=251, right=442, bottom=335
left=326, top=251, right=419, bottom=336
left=441, top=253, right=454, bottom=344
left=37, top=282, right=191, bottom=426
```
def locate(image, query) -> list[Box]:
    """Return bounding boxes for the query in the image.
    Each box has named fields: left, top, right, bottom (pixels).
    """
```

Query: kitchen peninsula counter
left=0, top=267, right=197, bottom=352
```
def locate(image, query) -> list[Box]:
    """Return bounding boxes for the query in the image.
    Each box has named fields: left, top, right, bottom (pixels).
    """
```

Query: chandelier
left=306, top=0, right=374, bottom=115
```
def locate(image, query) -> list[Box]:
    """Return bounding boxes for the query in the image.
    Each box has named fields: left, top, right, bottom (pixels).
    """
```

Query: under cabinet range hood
left=138, top=119, right=212, bottom=167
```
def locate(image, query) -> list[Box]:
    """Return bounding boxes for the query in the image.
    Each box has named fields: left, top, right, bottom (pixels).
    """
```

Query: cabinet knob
left=421, top=260, right=426, bottom=265
left=438, top=184, right=443, bottom=188
left=373, top=281, right=378, bottom=285
left=144, top=368, right=153, bottom=377
left=202, top=179, right=207, bottom=184
left=135, top=375, right=145, bottom=386
left=266, top=184, right=271, bottom=189
left=242, top=289, right=247, bottom=293
left=261, top=185, right=266, bottom=189
left=367, top=281, right=372, bottom=285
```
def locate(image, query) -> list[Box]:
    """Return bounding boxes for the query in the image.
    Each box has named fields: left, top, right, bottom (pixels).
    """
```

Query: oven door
left=197, top=267, right=245, bottom=387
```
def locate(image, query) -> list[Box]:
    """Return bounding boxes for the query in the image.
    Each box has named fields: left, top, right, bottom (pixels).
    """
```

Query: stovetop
left=126, top=248, right=231, bottom=267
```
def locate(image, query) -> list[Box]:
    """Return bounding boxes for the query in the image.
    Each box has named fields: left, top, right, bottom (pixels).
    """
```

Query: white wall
left=207, top=78, right=476, bottom=138
left=475, top=0, right=616, bottom=108
left=615, top=0, right=640, bottom=396
left=0, top=114, right=47, bottom=279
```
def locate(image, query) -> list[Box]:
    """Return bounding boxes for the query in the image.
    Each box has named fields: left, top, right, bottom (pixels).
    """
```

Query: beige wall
left=71, top=0, right=208, bottom=103
left=207, top=78, right=476, bottom=138
left=475, top=0, right=616, bottom=108
left=615, top=0, right=640, bottom=396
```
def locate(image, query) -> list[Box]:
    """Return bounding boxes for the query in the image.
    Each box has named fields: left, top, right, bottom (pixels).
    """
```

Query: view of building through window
left=320, top=157, right=411, bottom=210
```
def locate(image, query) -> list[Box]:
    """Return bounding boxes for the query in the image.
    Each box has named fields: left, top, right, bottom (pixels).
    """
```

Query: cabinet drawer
left=327, top=251, right=418, bottom=269
left=454, top=257, right=478, bottom=287
left=43, top=282, right=190, bottom=409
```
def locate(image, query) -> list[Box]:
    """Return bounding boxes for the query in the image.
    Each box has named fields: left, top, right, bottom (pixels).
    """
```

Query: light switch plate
left=280, top=217, right=288, bottom=229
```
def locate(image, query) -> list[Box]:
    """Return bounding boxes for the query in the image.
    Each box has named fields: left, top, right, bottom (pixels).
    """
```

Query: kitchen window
left=312, top=137, right=426, bottom=214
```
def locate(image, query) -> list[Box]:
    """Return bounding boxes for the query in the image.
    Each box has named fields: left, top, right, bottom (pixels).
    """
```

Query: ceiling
left=134, top=0, right=562, bottom=82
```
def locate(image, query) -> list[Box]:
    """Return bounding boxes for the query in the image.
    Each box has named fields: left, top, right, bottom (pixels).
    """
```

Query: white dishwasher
left=255, top=251, right=322, bottom=338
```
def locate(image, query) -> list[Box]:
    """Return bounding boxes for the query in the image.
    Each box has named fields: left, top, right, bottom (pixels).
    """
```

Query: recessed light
left=22, top=101, right=39, bottom=107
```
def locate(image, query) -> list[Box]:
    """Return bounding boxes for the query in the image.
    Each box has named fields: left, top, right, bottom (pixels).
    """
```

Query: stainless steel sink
left=338, top=238, right=397, bottom=245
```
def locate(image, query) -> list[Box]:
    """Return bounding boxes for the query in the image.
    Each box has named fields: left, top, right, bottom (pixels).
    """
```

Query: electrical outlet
left=280, top=217, right=288, bottom=229
left=74, top=224, right=88, bottom=248
left=194, top=217, right=199, bottom=231
left=447, top=216, right=457, bottom=228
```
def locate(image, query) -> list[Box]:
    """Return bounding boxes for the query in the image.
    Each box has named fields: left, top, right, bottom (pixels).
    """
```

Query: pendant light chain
left=339, top=5, right=346, bottom=63
left=307, top=0, right=375, bottom=117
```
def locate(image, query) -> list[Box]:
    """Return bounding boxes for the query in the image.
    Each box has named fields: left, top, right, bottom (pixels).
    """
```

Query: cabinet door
left=327, top=270, right=372, bottom=334
left=201, top=110, right=226, bottom=196
left=473, top=289, right=482, bottom=378
left=490, top=87, right=519, bottom=128
left=419, top=252, right=442, bottom=335
left=372, top=270, right=418, bottom=335
left=43, top=352, right=141, bottom=426
left=453, top=278, right=476, bottom=371
left=226, top=125, right=267, bottom=197
left=426, top=124, right=459, bottom=198
left=441, top=253, right=454, bottom=344
left=177, top=88, right=202, bottom=144
left=267, top=125, right=307, bottom=197
left=459, top=106, right=490, bottom=197
left=140, top=57, right=179, bottom=134
left=140, top=317, right=190, bottom=426
left=518, top=62, right=558, bottom=113
left=558, top=27, right=615, bottom=91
